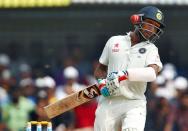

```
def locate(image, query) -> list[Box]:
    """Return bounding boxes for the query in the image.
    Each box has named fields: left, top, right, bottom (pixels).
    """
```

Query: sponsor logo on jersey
left=139, top=48, right=146, bottom=54
left=112, top=43, right=120, bottom=52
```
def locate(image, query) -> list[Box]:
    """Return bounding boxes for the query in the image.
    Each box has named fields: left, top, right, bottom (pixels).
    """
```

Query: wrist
left=117, top=70, right=128, bottom=80
left=97, top=79, right=106, bottom=89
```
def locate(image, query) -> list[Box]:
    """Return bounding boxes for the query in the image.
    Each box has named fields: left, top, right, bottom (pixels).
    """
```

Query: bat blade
left=44, top=84, right=100, bottom=119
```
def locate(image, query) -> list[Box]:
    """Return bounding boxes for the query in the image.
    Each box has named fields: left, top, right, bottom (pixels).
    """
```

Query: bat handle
left=118, top=75, right=127, bottom=82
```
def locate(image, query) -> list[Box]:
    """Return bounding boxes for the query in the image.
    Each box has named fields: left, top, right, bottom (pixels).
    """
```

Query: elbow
left=144, top=67, right=157, bottom=82
left=149, top=72, right=157, bottom=82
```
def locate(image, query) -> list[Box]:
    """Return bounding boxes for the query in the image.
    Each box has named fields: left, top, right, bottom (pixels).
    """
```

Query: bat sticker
left=77, top=85, right=100, bottom=101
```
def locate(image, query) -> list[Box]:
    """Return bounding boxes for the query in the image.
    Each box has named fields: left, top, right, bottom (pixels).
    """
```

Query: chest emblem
left=112, top=43, right=120, bottom=52
left=138, top=48, right=146, bottom=54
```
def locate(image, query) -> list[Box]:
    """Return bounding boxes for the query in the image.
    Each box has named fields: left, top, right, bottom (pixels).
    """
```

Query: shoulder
left=144, top=42, right=159, bottom=51
left=106, top=35, right=129, bottom=47
left=108, top=35, right=128, bottom=42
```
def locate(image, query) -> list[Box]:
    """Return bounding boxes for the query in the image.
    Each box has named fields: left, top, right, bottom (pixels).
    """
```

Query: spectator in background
left=164, top=91, right=188, bottom=131
left=154, top=63, right=177, bottom=100
left=44, top=76, right=57, bottom=104
left=74, top=60, right=98, bottom=131
left=55, top=66, right=97, bottom=131
left=0, top=54, right=10, bottom=74
left=1, top=86, right=35, bottom=131
left=31, top=75, right=57, bottom=128
left=0, top=106, right=8, bottom=131
left=152, top=63, right=188, bottom=107
left=19, top=63, right=32, bottom=79
left=35, top=76, right=57, bottom=104
left=146, top=63, right=188, bottom=131
left=0, top=54, right=16, bottom=92
left=0, top=86, right=9, bottom=130
left=29, top=96, right=49, bottom=122
left=29, top=94, right=50, bottom=131
left=173, top=76, right=188, bottom=104
left=55, top=66, right=84, bottom=100
left=54, top=66, right=80, bottom=131
left=19, top=78, right=36, bottom=104
left=0, top=86, right=9, bottom=107
left=153, top=97, right=171, bottom=131
left=74, top=100, right=97, bottom=131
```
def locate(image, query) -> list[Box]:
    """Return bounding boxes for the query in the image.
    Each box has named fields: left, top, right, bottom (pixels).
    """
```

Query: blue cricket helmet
left=138, top=6, right=165, bottom=28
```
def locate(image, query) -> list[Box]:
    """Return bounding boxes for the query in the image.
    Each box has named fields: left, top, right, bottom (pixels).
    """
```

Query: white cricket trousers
left=94, top=97, right=146, bottom=131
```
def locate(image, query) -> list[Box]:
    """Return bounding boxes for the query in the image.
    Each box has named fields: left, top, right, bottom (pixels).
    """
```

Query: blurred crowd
left=0, top=53, right=188, bottom=131
left=0, top=53, right=97, bottom=131
left=145, top=63, right=188, bottom=131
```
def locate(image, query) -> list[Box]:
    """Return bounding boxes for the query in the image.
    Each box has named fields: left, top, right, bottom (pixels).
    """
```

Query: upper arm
left=99, top=37, right=114, bottom=65
left=95, top=37, right=114, bottom=79
left=146, top=48, right=163, bottom=72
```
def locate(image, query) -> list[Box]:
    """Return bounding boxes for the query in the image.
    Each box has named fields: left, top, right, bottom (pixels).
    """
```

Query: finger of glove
left=106, top=78, right=119, bottom=89
left=97, top=79, right=106, bottom=84
left=117, top=71, right=126, bottom=77
left=107, top=72, right=118, bottom=80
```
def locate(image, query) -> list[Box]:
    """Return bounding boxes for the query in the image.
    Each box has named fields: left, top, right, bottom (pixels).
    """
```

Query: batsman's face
left=141, top=19, right=160, bottom=39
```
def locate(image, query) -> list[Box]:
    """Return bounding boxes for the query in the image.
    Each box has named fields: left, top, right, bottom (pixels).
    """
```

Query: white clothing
left=94, top=97, right=146, bottom=131
left=99, top=33, right=162, bottom=100
left=95, top=33, right=162, bottom=131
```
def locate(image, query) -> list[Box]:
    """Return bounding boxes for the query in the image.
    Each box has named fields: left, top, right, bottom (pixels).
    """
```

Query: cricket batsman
left=94, top=6, right=165, bottom=131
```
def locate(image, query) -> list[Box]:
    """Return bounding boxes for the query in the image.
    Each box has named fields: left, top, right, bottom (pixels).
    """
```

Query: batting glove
left=106, top=71, right=128, bottom=95
left=97, top=71, right=128, bottom=97
left=97, top=79, right=110, bottom=97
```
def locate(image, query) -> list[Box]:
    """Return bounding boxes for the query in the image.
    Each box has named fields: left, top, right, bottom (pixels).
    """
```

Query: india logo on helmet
left=156, top=12, right=162, bottom=20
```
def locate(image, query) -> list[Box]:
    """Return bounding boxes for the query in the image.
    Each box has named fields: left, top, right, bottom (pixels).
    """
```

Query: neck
left=130, top=31, right=140, bottom=46
left=130, top=30, right=147, bottom=46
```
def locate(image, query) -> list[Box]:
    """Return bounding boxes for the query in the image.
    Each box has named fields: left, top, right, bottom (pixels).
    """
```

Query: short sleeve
left=146, top=49, right=163, bottom=72
left=99, top=38, right=112, bottom=65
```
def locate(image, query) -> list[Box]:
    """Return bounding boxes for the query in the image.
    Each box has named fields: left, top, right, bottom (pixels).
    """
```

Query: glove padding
left=105, top=72, right=120, bottom=96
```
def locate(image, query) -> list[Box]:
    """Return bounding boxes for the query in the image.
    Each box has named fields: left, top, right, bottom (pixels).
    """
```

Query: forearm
left=94, top=63, right=107, bottom=79
left=127, top=67, right=157, bottom=82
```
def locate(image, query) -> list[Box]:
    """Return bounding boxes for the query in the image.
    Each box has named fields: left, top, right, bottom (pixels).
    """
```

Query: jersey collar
left=126, top=32, right=151, bottom=48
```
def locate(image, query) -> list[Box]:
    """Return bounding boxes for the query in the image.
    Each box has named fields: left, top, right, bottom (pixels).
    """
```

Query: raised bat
left=44, top=75, right=126, bottom=119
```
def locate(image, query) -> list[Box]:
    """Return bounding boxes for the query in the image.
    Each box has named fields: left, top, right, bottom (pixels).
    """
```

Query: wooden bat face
left=44, top=84, right=100, bottom=119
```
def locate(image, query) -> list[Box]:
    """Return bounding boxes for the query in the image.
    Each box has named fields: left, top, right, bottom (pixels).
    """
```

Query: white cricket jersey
left=99, top=33, right=162, bottom=100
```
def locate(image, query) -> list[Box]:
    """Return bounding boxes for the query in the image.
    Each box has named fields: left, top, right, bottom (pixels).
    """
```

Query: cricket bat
left=44, top=75, right=127, bottom=119
left=44, top=84, right=100, bottom=119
